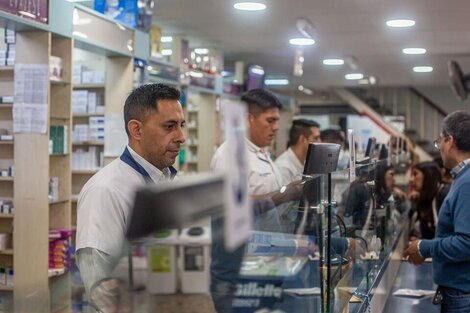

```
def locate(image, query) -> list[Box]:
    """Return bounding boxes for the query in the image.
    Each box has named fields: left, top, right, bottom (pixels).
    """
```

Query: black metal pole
left=326, top=172, right=332, bottom=313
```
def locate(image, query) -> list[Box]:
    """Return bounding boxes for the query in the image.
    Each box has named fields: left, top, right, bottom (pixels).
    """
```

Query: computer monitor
left=303, top=143, right=342, bottom=176
left=364, top=137, right=377, bottom=159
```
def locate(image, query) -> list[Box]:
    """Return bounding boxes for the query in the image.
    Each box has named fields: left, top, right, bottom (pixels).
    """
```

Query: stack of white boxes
left=72, top=147, right=103, bottom=171
left=0, top=28, right=15, bottom=66
left=73, top=117, right=105, bottom=143
left=72, top=90, right=104, bottom=114
left=73, top=65, right=105, bottom=85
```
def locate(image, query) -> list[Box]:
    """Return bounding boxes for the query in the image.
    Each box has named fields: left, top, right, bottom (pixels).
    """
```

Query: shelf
left=50, top=78, right=70, bottom=85
left=71, top=195, right=79, bottom=203
left=50, top=153, right=69, bottom=157
left=48, top=268, right=66, bottom=278
left=0, top=177, right=13, bottom=182
left=72, top=169, right=99, bottom=175
left=0, top=285, right=13, bottom=291
left=0, top=141, right=13, bottom=145
left=187, top=110, right=199, bottom=113
left=0, top=67, right=14, bottom=72
left=0, top=250, right=13, bottom=255
left=0, top=214, right=13, bottom=219
left=0, top=104, right=13, bottom=108
left=73, top=84, right=105, bottom=89
left=73, top=113, right=105, bottom=118
left=49, top=199, right=69, bottom=205
left=187, top=161, right=198, bottom=164
left=72, top=141, right=104, bottom=146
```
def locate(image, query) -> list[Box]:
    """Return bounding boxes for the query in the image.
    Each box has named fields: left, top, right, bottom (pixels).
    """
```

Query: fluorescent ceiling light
left=265, top=78, right=289, bottom=86
left=234, top=2, right=266, bottom=11
left=250, top=67, right=265, bottom=75
left=161, top=36, right=173, bottom=43
left=162, top=49, right=172, bottom=56
left=298, top=85, right=304, bottom=91
left=289, top=37, right=315, bottom=46
left=323, top=58, right=344, bottom=65
left=413, top=66, right=433, bottom=73
left=194, top=48, right=209, bottom=55
left=345, top=73, right=364, bottom=80
left=303, top=88, right=313, bottom=95
left=402, top=48, right=426, bottom=55
left=386, top=19, right=415, bottom=28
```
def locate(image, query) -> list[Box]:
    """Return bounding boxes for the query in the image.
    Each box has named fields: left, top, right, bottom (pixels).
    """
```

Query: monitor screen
left=303, top=143, right=341, bottom=176
left=365, top=137, right=377, bottom=159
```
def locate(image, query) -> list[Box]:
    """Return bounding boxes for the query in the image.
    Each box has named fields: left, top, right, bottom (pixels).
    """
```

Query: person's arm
left=76, top=248, right=116, bottom=295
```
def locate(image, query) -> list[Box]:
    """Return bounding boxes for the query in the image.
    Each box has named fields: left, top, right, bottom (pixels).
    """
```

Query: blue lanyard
left=120, top=147, right=177, bottom=181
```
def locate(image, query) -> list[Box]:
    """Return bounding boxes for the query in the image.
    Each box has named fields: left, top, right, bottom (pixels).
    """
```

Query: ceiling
left=153, top=0, right=470, bottom=89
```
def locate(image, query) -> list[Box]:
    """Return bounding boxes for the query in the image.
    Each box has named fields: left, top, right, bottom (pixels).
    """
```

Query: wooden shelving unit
left=182, top=88, right=218, bottom=173
left=13, top=30, right=73, bottom=312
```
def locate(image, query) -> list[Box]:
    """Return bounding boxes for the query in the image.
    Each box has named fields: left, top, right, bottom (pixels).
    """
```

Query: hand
left=393, top=187, right=406, bottom=200
left=408, top=190, right=420, bottom=202
left=405, top=240, right=425, bottom=266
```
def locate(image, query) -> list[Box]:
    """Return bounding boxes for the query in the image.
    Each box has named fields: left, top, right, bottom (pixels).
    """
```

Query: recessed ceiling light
left=403, top=48, right=426, bottom=55
left=162, top=49, right=172, bottom=56
left=386, top=19, right=415, bottom=28
left=234, top=2, right=266, bottom=11
left=413, top=66, right=433, bottom=73
left=298, top=85, right=304, bottom=91
left=265, top=78, right=289, bottom=86
left=161, top=36, right=173, bottom=43
left=345, top=73, right=364, bottom=80
left=194, top=48, right=209, bottom=55
left=289, top=38, right=315, bottom=46
left=323, top=58, right=344, bottom=66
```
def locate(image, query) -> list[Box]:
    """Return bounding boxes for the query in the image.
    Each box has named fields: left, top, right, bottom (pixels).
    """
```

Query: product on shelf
left=49, top=229, right=73, bottom=272
left=49, top=125, right=68, bottom=154
left=72, top=147, right=103, bottom=171
left=72, top=90, right=104, bottom=114
left=49, top=56, right=63, bottom=81
left=73, top=65, right=105, bottom=85
left=0, top=28, right=15, bottom=66
left=48, top=177, right=59, bottom=202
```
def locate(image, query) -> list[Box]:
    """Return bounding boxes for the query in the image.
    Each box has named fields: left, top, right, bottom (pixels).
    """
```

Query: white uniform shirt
left=274, top=147, right=303, bottom=185
left=211, top=139, right=283, bottom=231
left=76, top=146, right=172, bottom=260
left=211, top=139, right=283, bottom=195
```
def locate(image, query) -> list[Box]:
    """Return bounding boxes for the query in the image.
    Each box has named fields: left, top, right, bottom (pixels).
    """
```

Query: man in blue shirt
left=406, top=110, right=470, bottom=312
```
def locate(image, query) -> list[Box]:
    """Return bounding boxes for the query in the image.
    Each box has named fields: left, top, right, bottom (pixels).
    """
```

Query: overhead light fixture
left=386, top=19, right=415, bottom=28
left=303, top=88, right=313, bottom=95
left=289, top=38, right=315, bottom=46
left=298, top=85, right=304, bottom=91
left=162, top=49, right=172, bottom=56
left=413, top=66, right=433, bottom=73
left=234, top=2, right=266, bottom=11
left=369, top=76, right=377, bottom=85
left=265, top=78, right=289, bottom=86
left=345, top=73, right=364, bottom=80
left=402, top=48, right=426, bottom=55
left=161, top=36, right=173, bottom=43
left=323, top=58, right=344, bottom=66
left=194, top=48, right=209, bottom=55
left=250, top=66, right=265, bottom=76
left=221, top=71, right=232, bottom=77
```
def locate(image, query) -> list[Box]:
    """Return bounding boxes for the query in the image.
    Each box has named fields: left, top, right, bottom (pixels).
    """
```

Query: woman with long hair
left=410, top=161, right=450, bottom=239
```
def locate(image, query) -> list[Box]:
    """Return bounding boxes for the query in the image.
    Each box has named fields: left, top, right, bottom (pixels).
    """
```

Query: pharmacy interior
left=0, top=1, right=468, bottom=313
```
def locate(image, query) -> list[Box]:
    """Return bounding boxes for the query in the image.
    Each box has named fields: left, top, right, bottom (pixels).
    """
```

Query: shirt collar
left=451, top=157, right=470, bottom=178
left=246, top=139, right=264, bottom=153
left=127, top=145, right=170, bottom=183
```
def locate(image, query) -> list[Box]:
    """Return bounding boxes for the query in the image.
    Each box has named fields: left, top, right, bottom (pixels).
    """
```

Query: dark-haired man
left=76, top=84, right=186, bottom=294
left=406, top=110, right=470, bottom=312
left=275, top=118, right=321, bottom=184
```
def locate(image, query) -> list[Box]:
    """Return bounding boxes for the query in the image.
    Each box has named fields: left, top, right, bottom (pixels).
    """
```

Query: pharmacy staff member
left=76, top=84, right=185, bottom=295
left=275, top=119, right=321, bottom=184
left=211, top=88, right=286, bottom=230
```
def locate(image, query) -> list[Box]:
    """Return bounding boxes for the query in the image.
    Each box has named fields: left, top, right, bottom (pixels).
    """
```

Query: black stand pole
left=326, top=172, right=332, bottom=313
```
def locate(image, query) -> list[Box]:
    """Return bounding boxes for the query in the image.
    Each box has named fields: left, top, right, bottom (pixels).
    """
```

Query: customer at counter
left=406, top=110, right=470, bottom=312
left=409, top=161, right=450, bottom=240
